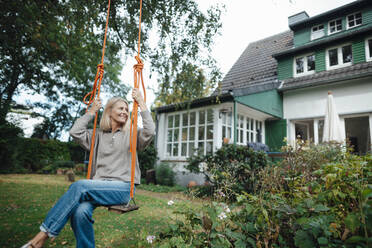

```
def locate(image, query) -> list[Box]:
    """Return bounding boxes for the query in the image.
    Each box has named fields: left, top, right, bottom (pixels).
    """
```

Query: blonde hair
left=100, top=97, right=130, bottom=132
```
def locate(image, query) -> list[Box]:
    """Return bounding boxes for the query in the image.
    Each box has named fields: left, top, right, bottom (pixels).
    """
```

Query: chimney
left=288, top=11, right=309, bottom=26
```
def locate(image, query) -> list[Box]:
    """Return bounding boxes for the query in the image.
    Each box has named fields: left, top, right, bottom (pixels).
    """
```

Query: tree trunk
left=0, top=68, right=20, bottom=124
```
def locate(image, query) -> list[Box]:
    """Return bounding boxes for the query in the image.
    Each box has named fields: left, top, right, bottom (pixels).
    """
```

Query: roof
left=154, top=92, right=234, bottom=114
left=279, top=61, right=372, bottom=91
left=217, top=31, right=293, bottom=94
left=289, top=0, right=371, bottom=30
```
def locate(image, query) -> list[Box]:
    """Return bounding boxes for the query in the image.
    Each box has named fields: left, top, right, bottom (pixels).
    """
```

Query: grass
left=0, top=174, right=203, bottom=248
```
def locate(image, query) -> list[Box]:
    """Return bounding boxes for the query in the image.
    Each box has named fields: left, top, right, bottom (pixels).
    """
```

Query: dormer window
left=329, top=18, right=342, bottom=34
left=294, top=54, right=315, bottom=77
left=311, top=24, right=324, bottom=40
left=347, top=12, right=362, bottom=29
left=326, top=44, right=352, bottom=70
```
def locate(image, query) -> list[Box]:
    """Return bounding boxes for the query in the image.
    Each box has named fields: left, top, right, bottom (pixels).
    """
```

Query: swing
left=83, top=0, right=146, bottom=214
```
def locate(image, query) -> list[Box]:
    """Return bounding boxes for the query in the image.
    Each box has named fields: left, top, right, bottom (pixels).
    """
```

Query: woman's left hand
left=132, top=88, right=147, bottom=111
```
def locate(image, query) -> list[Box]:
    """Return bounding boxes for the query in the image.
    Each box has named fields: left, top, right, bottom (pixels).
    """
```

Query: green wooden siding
left=353, top=38, right=366, bottom=64
left=292, top=6, right=372, bottom=47
left=315, top=49, right=326, bottom=72
left=363, top=7, right=372, bottom=25
left=234, top=90, right=283, bottom=118
left=293, top=28, right=310, bottom=46
left=278, top=57, right=293, bottom=80
left=265, top=119, right=287, bottom=152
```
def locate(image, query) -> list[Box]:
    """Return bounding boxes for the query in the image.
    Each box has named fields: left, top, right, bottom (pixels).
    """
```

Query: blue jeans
left=40, top=179, right=133, bottom=248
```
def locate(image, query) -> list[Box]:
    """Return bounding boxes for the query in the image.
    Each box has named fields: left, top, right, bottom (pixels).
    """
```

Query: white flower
left=224, top=206, right=231, bottom=213
left=218, top=212, right=227, bottom=220
left=168, top=200, right=174, bottom=206
left=146, top=235, right=156, bottom=244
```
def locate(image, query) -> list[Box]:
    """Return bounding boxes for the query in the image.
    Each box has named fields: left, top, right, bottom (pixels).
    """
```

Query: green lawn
left=0, top=174, right=200, bottom=248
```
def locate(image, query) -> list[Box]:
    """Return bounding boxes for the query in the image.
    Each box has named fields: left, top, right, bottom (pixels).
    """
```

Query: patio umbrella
left=322, top=91, right=343, bottom=142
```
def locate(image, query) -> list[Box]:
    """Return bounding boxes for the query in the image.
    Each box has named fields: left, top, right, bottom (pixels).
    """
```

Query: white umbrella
left=322, top=91, right=343, bottom=143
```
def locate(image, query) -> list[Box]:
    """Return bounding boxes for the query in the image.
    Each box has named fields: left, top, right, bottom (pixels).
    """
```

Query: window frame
left=325, top=43, right=353, bottom=70
left=293, top=53, right=316, bottom=77
left=346, top=12, right=362, bottom=29
left=165, top=108, right=215, bottom=159
left=366, top=37, right=372, bottom=62
left=328, top=18, right=342, bottom=35
left=311, top=24, right=325, bottom=40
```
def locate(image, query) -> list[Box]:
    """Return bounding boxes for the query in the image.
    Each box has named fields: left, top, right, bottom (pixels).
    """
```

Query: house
left=274, top=0, right=372, bottom=154
left=154, top=0, right=372, bottom=185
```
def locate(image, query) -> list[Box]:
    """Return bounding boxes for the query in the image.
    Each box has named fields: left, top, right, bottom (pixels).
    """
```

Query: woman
left=22, top=88, right=155, bottom=248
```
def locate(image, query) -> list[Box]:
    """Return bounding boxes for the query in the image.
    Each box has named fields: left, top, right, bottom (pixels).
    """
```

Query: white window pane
left=182, top=113, right=188, bottom=126
left=207, top=109, right=213, bottom=123
left=222, top=127, right=226, bottom=140
left=207, top=125, right=213, bottom=140
left=188, top=142, right=195, bottom=157
left=173, top=143, right=178, bottom=157
left=199, top=110, right=205, bottom=124
left=173, top=129, right=179, bottom=142
left=307, top=55, right=315, bottom=71
left=227, top=127, right=231, bottom=138
left=206, top=142, right=213, bottom=154
left=167, top=130, right=172, bottom=142
left=182, top=128, right=188, bottom=141
left=190, top=112, right=196, bottom=125
left=329, top=48, right=338, bottom=66
left=167, top=143, right=172, bottom=156
left=222, top=112, right=226, bottom=124
left=198, top=142, right=204, bottom=155
left=296, top=57, right=304, bottom=73
left=174, top=115, right=180, bottom=127
left=342, top=45, right=352, bottom=63
left=181, top=143, right=187, bottom=156
left=198, top=126, right=205, bottom=141
left=368, top=39, right=372, bottom=58
left=189, top=127, right=195, bottom=140
left=227, top=113, right=232, bottom=125
left=168, top=115, right=173, bottom=128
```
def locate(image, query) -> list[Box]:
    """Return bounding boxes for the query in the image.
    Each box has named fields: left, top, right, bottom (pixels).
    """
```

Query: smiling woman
left=21, top=88, right=155, bottom=248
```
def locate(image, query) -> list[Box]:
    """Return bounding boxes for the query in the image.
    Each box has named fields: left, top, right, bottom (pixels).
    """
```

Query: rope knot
left=97, top=63, right=104, bottom=73
left=133, top=56, right=143, bottom=71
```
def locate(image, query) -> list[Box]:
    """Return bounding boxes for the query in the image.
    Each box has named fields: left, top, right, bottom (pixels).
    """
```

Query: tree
left=154, top=62, right=217, bottom=106
left=1, top=0, right=223, bottom=137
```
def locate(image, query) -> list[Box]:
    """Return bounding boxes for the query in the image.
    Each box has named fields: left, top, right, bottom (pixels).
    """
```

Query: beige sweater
left=69, top=110, right=155, bottom=184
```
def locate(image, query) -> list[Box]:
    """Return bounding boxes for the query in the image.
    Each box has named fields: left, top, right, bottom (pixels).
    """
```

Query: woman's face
left=110, top=100, right=129, bottom=126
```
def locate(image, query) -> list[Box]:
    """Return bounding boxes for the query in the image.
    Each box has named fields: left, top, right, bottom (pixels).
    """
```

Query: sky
left=18, top=0, right=357, bottom=138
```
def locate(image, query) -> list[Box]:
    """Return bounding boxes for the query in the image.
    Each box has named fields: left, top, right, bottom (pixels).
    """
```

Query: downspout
left=233, top=99, right=237, bottom=146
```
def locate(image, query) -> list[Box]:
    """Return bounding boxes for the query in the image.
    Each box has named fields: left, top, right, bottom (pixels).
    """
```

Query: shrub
left=187, top=144, right=268, bottom=200
left=151, top=144, right=372, bottom=248
left=155, top=163, right=175, bottom=186
left=138, top=139, right=158, bottom=178
left=74, top=163, right=86, bottom=176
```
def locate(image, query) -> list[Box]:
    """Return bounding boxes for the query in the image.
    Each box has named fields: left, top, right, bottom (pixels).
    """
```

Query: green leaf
left=345, top=213, right=360, bottom=233
left=234, top=239, right=247, bottom=248
left=314, top=204, right=330, bottom=212
left=317, top=237, right=328, bottom=245
left=362, top=188, right=372, bottom=200
left=294, top=230, right=316, bottom=248
left=345, top=236, right=365, bottom=244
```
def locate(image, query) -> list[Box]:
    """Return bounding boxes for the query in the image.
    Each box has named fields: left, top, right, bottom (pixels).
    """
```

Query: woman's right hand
left=88, top=98, right=102, bottom=115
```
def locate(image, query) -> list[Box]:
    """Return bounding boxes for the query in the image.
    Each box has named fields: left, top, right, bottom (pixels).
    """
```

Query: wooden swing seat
left=108, top=204, right=139, bottom=214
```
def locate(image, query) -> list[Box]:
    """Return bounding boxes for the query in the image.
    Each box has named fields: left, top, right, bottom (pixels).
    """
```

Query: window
left=366, top=37, right=372, bottom=62
left=294, top=54, right=315, bottom=77
left=311, top=24, right=324, bottom=40
left=166, top=109, right=214, bottom=158
left=326, top=44, right=352, bottom=69
left=221, top=111, right=232, bottom=143
left=347, top=12, right=362, bottom=29
left=237, top=115, right=245, bottom=145
left=328, top=19, right=342, bottom=34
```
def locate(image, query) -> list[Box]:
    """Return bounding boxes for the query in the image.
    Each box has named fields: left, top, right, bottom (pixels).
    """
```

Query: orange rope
left=129, top=0, right=146, bottom=199
left=84, top=0, right=111, bottom=179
